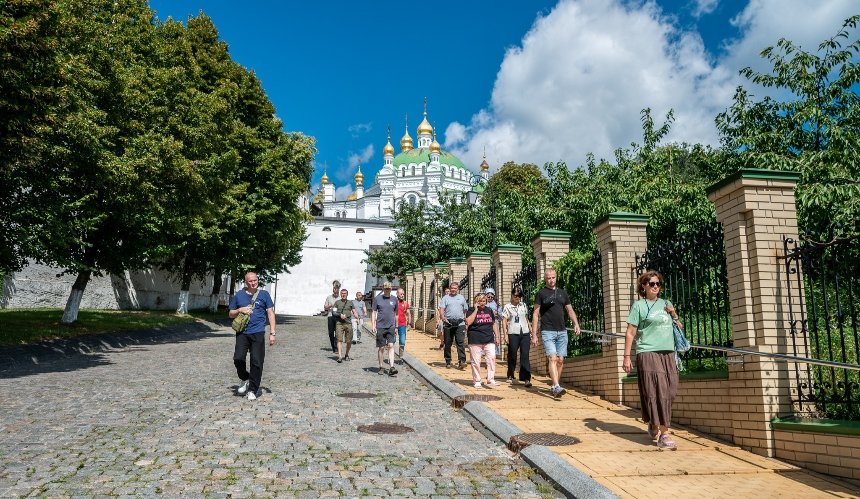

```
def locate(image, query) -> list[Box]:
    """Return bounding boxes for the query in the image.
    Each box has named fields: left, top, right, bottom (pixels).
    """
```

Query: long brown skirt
left=636, top=351, right=679, bottom=427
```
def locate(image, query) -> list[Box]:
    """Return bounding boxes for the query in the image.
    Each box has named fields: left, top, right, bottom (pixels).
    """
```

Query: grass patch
left=0, top=308, right=199, bottom=347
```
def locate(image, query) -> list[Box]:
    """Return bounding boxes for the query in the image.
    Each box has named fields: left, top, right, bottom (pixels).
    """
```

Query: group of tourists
left=226, top=266, right=682, bottom=449
left=323, top=280, right=410, bottom=375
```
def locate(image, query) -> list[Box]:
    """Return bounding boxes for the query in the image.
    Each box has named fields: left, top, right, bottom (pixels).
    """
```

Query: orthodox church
left=274, top=104, right=489, bottom=315
left=311, top=104, right=489, bottom=220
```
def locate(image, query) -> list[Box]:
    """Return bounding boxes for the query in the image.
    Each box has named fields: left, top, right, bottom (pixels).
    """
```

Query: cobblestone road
left=0, top=316, right=562, bottom=498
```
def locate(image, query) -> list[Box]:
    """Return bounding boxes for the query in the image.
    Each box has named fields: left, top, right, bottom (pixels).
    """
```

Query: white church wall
left=272, top=218, right=393, bottom=316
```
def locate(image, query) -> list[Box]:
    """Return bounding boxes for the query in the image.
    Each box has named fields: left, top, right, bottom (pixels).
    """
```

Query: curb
left=401, top=351, right=618, bottom=499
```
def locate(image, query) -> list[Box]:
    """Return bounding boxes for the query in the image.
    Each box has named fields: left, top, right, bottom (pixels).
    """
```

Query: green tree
left=716, top=14, right=860, bottom=240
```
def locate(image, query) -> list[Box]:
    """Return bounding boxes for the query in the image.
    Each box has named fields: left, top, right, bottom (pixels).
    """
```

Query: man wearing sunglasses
left=532, top=269, right=580, bottom=398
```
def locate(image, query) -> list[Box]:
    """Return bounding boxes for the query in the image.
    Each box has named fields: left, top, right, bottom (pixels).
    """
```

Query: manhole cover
left=357, top=423, right=414, bottom=434
left=451, top=394, right=503, bottom=409
left=507, top=433, right=580, bottom=452
left=337, top=392, right=377, bottom=399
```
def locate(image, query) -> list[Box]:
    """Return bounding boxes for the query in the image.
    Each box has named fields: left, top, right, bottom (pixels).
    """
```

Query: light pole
left=467, top=176, right=496, bottom=250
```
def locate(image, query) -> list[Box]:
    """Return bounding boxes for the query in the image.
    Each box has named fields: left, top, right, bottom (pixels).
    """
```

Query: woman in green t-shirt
left=622, top=270, right=683, bottom=450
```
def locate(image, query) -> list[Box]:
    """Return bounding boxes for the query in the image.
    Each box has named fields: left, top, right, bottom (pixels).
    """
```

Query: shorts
left=541, top=330, right=568, bottom=357
left=375, top=326, right=397, bottom=348
left=335, top=322, right=353, bottom=343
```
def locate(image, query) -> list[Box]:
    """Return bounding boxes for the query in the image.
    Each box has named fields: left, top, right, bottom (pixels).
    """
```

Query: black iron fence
left=635, top=222, right=732, bottom=372
left=783, top=229, right=860, bottom=420
left=512, top=262, right=538, bottom=309
left=480, top=266, right=497, bottom=294
left=565, top=249, right=604, bottom=357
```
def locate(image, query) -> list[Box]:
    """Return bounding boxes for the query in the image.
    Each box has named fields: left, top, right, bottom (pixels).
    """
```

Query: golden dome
left=400, top=130, right=413, bottom=152
left=417, top=113, right=433, bottom=136
left=354, top=164, right=364, bottom=184
left=313, top=191, right=323, bottom=203
left=480, top=156, right=490, bottom=172
left=430, top=135, right=441, bottom=153
left=321, top=161, right=329, bottom=184
left=383, top=126, right=395, bottom=156
left=321, top=173, right=330, bottom=184
left=347, top=192, right=357, bottom=201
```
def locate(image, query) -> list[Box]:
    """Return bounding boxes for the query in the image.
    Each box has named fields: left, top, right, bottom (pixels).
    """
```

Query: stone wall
left=2, top=262, right=218, bottom=311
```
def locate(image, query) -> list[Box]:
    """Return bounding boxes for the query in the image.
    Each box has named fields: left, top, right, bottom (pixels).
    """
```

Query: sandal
left=657, top=434, right=677, bottom=450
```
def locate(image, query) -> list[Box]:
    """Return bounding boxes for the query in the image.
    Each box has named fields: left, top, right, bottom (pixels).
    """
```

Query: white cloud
left=448, top=0, right=857, bottom=171
left=335, top=185, right=353, bottom=200
left=348, top=122, right=372, bottom=137
left=692, top=0, right=719, bottom=18
left=348, top=144, right=374, bottom=169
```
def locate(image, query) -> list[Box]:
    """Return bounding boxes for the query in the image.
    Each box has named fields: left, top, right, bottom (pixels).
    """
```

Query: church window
left=410, top=165, right=415, bottom=176
left=322, top=226, right=331, bottom=231
left=356, top=228, right=365, bottom=233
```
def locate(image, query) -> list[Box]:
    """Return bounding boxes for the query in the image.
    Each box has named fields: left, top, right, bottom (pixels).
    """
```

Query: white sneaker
left=237, top=380, right=249, bottom=395
left=247, top=391, right=257, bottom=401
left=474, top=382, right=483, bottom=388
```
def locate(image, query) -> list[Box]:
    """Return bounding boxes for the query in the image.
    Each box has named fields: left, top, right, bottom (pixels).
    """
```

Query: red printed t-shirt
left=397, top=300, right=410, bottom=326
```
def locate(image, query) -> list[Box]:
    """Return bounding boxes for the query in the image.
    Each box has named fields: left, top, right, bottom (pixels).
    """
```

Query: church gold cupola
left=417, top=97, right=434, bottom=149
left=400, top=114, right=413, bottom=152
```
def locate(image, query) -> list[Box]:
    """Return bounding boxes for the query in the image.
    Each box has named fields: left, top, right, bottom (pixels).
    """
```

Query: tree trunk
left=209, top=269, right=223, bottom=313
left=176, top=260, right=193, bottom=314
left=61, top=270, right=91, bottom=324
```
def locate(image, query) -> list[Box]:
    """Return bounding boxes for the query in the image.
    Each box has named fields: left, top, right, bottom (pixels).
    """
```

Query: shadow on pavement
left=0, top=320, right=229, bottom=379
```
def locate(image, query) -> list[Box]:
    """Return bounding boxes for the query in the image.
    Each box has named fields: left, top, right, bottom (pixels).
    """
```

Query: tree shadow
left=0, top=321, right=228, bottom=379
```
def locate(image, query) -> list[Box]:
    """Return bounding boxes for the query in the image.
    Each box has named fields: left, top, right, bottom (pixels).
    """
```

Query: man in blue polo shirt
left=228, top=271, right=277, bottom=400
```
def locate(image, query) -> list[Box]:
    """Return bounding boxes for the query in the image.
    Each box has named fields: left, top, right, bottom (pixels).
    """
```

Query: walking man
left=437, top=282, right=468, bottom=369
left=228, top=271, right=277, bottom=401
left=333, top=288, right=358, bottom=363
left=531, top=269, right=581, bottom=398
left=372, top=282, right=399, bottom=376
left=323, top=280, right=341, bottom=353
left=352, top=291, right=367, bottom=344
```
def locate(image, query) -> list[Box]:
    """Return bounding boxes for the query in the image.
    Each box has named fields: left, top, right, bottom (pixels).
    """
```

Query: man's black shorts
left=375, top=326, right=396, bottom=348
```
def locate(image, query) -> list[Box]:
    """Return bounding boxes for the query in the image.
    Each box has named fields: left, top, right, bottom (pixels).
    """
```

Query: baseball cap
left=483, top=287, right=495, bottom=295
left=383, top=281, right=392, bottom=289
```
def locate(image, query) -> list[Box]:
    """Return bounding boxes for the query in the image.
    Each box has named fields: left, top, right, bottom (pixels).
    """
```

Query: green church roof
left=392, top=147, right=467, bottom=171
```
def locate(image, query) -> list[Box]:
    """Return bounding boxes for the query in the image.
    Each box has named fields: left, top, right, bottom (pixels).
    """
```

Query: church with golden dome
left=277, top=102, right=490, bottom=316
left=312, top=101, right=489, bottom=220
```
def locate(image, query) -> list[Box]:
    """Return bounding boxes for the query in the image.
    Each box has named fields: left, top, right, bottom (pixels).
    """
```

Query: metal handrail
left=575, top=328, right=860, bottom=372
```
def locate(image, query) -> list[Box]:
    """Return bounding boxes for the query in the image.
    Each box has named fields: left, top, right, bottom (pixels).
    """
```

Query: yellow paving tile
left=405, top=330, right=860, bottom=498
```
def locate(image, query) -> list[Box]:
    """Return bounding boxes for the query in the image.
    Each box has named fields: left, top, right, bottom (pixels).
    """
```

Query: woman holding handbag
left=622, top=270, right=683, bottom=450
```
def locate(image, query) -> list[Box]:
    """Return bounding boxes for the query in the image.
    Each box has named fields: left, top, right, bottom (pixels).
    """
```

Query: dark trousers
left=234, top=332, right=266, bottom=393
left=443, top=321, right=466, bottom=364
left=327, top=316, right=337, bottom=352
left=507, top=333, right=532, bottom=381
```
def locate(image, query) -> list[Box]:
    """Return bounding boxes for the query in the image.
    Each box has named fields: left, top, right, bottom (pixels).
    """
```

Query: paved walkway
left=0, top=316, right=563, bottom=498
left=403, top=327, right=860, bottom=499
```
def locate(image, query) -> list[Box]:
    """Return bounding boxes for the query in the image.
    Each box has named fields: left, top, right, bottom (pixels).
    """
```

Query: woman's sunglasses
left=647, top=281, right=662, bottom=288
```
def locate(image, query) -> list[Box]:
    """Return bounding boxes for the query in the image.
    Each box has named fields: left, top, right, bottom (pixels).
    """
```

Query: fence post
left=707, top=168, right=801, bottom=457
left=448, top=257, right=467, bottom=290
left=430, top=262, right=446, bottom=333
left=529, top=230, right=571, bottom=376
left=420, top=265, right=435, bottom=332
left=593, top=212, right=649, bottom=404
left=467, top=252, right=492, bottom=304
left=493, top=244, right=523, bottom=305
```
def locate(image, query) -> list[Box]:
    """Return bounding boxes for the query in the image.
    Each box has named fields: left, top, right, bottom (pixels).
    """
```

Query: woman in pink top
left=396, top=288, right=410, bottom=358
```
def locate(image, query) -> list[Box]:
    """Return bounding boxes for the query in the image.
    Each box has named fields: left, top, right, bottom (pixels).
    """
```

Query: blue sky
left=148, top=1, right=857, bottom=199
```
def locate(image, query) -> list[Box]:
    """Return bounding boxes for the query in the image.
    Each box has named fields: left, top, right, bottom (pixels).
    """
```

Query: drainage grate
left=507, top=432, right=580, bottom=453
left=357, top=423, right=414, bottom=434
left=451, top=394, right=503, bottom=409
left=337, top=392, right=377, bottom=399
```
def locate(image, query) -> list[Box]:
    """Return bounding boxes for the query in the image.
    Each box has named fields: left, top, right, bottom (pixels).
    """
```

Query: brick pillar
left=707, top=168, right=801, bottom=457
left=493, top=244, right=523, bottom=304
left=448, top=257, right=467, bottom=290
left=429, top=262, right=447, bottom=333
left=420, top=265, right=435, bottom=332
left=528, top=230, right=571, bottom=375
left=413, top=267, right=425, bottom=328
left=593, top=213, right=649, bottom=403
left=404, top=271, right=416, bottom=328
left=467, top=252, right=491, bottom=306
